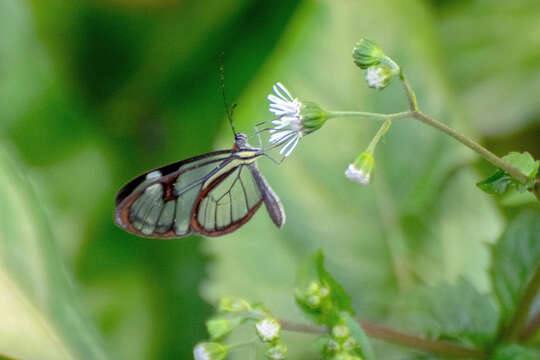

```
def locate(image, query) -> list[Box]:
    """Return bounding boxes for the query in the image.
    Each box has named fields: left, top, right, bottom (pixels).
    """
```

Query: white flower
left=267, top=82, right=303, bottom=157
left=255, top=318, right=281, bottom=342
left=365, top=67, right=386, bottom=89
left=193, top=344, right=210, bottom=360
left=193, top=343, right=227, bottom=360
left=345, top=164, right=370, bottom=185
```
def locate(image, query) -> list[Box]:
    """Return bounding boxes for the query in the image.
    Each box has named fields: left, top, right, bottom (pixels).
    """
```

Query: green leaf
left=491, top=210, right=540, bottom=329
left=391, top=279, right=498, bottom=347
left=492, top=344, right=540, bottom=360
left=295, top=250, right=351, bottom=326
left=341, top=312, right=374, bottom=360
left=0, top=147, right=108, bottom=360
left=477, top=152, right=539, bottom=195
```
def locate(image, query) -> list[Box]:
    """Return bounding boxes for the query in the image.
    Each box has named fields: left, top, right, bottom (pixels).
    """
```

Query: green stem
left=328, top=110, right=412, bottom=121
left=227, top=339, right=256, bottom=350
left=411, top=111, right=529, bottom=184
left=399, top=72, right=418, bottom=111
left=366, top=119, right=392, bottom=153
left=396, top=72, right=529, bottom=184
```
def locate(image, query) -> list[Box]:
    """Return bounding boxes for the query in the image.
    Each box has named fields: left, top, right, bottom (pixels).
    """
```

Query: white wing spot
left=146, top=170, right=162, bottom=180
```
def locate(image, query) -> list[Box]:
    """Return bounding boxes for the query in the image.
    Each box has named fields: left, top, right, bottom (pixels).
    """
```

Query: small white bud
left=193, top=342, right=227, bottom=360
left=256, top=318, right=281, bottom=342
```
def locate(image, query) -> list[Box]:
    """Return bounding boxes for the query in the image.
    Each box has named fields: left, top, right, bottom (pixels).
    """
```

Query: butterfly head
left=233, top=133, right=251, bottom=150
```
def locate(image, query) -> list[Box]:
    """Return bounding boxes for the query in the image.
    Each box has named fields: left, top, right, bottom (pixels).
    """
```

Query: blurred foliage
left=0, top=0, right=539, bottom=359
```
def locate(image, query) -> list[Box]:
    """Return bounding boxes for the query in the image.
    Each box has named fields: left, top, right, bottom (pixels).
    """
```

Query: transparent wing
left=192, top=164, right=265, bottom=236
left=114, top=151, right=235, bottom=238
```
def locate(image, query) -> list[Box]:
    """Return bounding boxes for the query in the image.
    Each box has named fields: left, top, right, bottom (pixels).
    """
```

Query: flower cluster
left=319, top=319, right=364, bottom=360
left=193, top=296, right=287, bottom=360
left=353, top=38, right=400, bottom=90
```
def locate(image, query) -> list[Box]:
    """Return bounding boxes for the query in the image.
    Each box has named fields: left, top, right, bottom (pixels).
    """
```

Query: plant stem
left=394, top=73, right=530, bottom=184
left=399, top=72, right=418, bottom=111
left=366, top=119, right=392, bottom=154
left=502, top=264, right=540, bottom=341
left=411, top=111, right=529, bottom=184
left=328, top=110, right=412, bottom=121
left=279, top=318, right=486, bottom=358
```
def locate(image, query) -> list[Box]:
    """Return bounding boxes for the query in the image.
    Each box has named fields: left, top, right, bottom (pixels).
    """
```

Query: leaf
left=341, top=312, right=374, bottom=360
left=492, top=344, right=540, bottom=360
left=0, top=147, right=108, bottom=360
left=491, top=209, right=540, bottom=328
left=295, top=250, right=351, bottom=326
left=391, top=279, right=498, bottom=347
left=477, top=152, right=539, bottom=195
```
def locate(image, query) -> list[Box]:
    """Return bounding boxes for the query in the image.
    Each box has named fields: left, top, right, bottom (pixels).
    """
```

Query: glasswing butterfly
left=114, top=131, right=285, bottom=238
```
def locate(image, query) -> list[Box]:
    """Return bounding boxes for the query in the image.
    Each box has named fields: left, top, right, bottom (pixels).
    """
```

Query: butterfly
left=114, top=132, right=285, bottom=238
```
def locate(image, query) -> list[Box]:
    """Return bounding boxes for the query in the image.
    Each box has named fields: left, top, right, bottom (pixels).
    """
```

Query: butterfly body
left=114, top=133, right=285, bottom=238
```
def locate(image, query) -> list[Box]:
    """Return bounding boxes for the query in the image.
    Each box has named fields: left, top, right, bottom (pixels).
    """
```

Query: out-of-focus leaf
left=492, top=344, right=540, bottom=360
left=391, top=279, right=498, bottom=347
left=491, top=210, right=540, bottom=329
left=341, top=312, right=374, bottom=360
left=439, top=0, right=540, bottom=136
left=0, top=146, right=108, bottom=360
left=203, top=1, right=503, bottom=359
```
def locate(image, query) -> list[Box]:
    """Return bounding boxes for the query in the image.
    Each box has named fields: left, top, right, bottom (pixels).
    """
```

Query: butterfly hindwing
left=191, top=164, right=264, bottom=236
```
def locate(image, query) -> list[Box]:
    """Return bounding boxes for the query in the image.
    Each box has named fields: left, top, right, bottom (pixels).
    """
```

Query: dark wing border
left=114, top=150, right=233, bottom=238
left=190, top=165, right=263, bottom=237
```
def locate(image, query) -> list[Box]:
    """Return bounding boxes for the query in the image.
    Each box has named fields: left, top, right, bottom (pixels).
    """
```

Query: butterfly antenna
left=220, top=52, right=236, bottom=136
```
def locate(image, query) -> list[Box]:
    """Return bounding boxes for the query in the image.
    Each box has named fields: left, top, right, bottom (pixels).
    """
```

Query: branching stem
left=279, top=318, right=487, bottom=358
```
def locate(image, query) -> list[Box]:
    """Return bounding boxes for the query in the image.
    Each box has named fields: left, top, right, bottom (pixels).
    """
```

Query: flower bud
left=365, top=64, right=396, bottom=89
left=218, top=296, right=251, bottom=314
left=265, top=343, right=288, bottom=360
left=193, top=342, right=228, bottom=360
left=331, top=325, right=350, bottom=342
left=298, top=101, right=327, bottom=135
left=352, top=39, right=384, bottom=69
left=255, top=317, right=281, bottom=342
left=206, top=317, right=242, bottom=340
left=342, top=337, right=357, bottom=351
left=345, top=152, right=375, bottom=185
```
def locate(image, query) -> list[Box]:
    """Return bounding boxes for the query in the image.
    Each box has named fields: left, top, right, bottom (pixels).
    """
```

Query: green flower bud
left=218, top=296, right=251, bottom=314
left=352, top=39, right=384, bottom=69
left=299, top=101, right=327, bottom=135
left=331, top=325, right=350, bottom=342
left=307, top=294, right=321, bottom=308
left=193, top=342, right=228, bottom=360
left=326, top=338, right=341, bottom=352
left=265, top=343, right=288, bottom=360
left=206, top=316, right=242, bottom=340
left=255, top=317, right=281, bottom=342
left=345, top=152, right=375, bottom=185
left=365, top=63, right=397, bottom=89
left=342, top=337, right=357, bottom=351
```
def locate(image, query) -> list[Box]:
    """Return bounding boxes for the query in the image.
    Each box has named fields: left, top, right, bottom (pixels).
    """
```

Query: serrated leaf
left=503, top=152, right=539, bottom=180
left=492, top=344, right=540, bottom=360
left=477, top=152, right=539, bottom=195
left=341, top=312, right=374, bottom=360
left=391, top=279, right=498, bottom=347
left=491, top=210, right=540, bottom=330
left=0, top=147, right=108, bottom=360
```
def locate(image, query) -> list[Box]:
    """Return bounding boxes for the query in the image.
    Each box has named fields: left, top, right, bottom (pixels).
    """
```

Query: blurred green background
left=0, top=0, right=539, bottom=359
